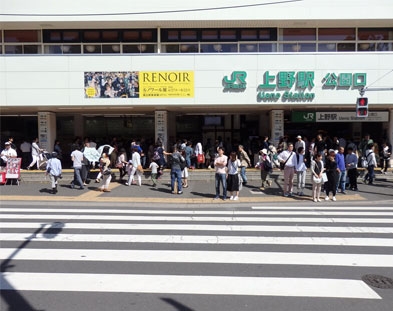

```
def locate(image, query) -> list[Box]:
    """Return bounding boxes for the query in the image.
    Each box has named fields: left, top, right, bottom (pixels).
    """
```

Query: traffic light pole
left=360, top=87, right=393, bottom=96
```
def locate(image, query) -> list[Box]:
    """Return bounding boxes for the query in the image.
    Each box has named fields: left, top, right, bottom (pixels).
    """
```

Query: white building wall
left=2, top=0, right=392, bottom=25
left=1, top=53, right=393, bottom=109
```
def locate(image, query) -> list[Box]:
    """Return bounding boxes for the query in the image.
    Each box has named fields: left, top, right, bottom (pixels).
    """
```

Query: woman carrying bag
left=98, top=153, right=112, bottom=192
left=311, top=153, right=325, bottom=202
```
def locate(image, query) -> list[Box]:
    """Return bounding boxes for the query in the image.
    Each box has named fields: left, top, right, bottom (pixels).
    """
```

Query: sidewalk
left=1, top=168, right=392, bottom=204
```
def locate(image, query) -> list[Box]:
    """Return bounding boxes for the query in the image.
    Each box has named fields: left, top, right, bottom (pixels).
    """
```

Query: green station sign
left=223, top=71, right=367, bottom=102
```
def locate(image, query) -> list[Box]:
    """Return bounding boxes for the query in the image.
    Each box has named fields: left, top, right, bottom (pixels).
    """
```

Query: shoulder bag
left=280, top=152, right=293, bottom=170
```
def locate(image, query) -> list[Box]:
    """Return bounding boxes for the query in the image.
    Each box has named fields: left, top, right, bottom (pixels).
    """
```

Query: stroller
left=38, top=150, right=52, bottom=170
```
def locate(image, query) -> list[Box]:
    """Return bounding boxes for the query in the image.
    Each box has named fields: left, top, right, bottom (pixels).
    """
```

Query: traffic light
left=356, top=97, right=368, bottom=117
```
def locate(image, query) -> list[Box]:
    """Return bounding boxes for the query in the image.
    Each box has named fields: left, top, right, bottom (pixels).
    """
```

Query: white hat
left=5, top=142, right=10, bottom=145
left=296, top=135, right=302, bottom=139
left=261, top=148, right=268, bottom=155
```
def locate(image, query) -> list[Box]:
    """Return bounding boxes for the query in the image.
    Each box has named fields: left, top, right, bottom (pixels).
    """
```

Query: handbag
left=103, top=168, right=111, bottom=176
left=137, top=164, right=144, bottom=173
left=321, top=172, right=328, bottom=183
left=197, top=154, right=205, bottom=163
left=313, top=176, right=322, bottom=184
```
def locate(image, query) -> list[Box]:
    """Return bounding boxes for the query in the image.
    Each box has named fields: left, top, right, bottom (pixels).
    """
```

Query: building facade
left=1, top=0, right=393, bottom=154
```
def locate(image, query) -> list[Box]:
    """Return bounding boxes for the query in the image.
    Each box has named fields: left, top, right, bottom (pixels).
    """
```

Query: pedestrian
left=324, top=149, right=339, bottom=201
left=149, top=160, right=159, bottom=187
left=238, top=144, right=251, bottom=185
left=345, top=146, right=358, bottom=191
left=380, top=141, right=391, bottom=174
left=98, top=152, right=112, bottom=192
left=180, top=147, right=189, bottom=188
left=227, top=151, right=241, bottom=200
left=255, top=148, right=272, bottom=190
left=278, top=143, right=296, bottom=197
left=310, top=153, right=325, bottom=202
left=116, top=148, right=128, bottom=180
left=295, top=135, right=305, bottom=154
left=195, top=141, right=204, bottom=169
left=295, top=146, right=307, bottom=196
left=164, top=145, right=185, bottom=194
left=70, top=146, right=85, bottom=190
left=27, top=138, right=43, bottom=170
left=214, top=146, right=228, bottom=200
left=1, top=142, right=17, bottom=166
left=364, top=143, right=377, bottom=185
left=45, top=152, right=62, bottom=194
left=125, top=146, right=142, bottom=186
left=313, top=134, right=327, bottom=161
left=335, top=146, right=346, bottom=194
left=20, top=139, right=31, bottom=169
left=53, top=140, right=63, bottom=161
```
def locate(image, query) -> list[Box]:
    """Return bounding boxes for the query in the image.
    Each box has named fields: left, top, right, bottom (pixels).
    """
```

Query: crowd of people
left=1, top=133, right=391, bottom=199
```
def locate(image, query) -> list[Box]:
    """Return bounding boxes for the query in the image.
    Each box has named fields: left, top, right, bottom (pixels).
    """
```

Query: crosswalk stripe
left=1, top=272, right=381, bottom=299
left=1, top=214, right=392, bottom=223
left=2, top=221, right=393, bottom=233
left=1, top=248, right=392, bottom=267
left=1, top=233, right=392, bottom=247
left=2, top=205, right=390, bottom=301
left=2, top=207, right=393, bottom=216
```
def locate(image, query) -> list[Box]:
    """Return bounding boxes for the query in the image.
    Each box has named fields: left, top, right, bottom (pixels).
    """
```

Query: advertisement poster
left=84, top=71, right=194, bottom=99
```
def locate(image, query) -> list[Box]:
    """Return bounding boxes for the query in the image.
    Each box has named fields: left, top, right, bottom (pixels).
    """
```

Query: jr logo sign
left=223, top=71, right=247, bottom=89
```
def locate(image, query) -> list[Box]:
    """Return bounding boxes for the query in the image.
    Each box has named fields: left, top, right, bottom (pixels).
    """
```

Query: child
left=149, top=160, right=159, bottom=187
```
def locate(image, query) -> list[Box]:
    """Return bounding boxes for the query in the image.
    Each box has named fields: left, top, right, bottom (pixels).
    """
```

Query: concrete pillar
left=270, top=110, right=284, bottom=147
left=37, top=112, right=56, bottom=152
left=155, top=110, right=169, bottom=150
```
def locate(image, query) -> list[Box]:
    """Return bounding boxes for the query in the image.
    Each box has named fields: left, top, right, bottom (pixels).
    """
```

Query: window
left=318, top=28, right=355, bottom=41
left=280, top=28, right=316, bottom=41
left=102, top=30, right=119, bottom=42
left=4, top=30, right=40, bottom=42
left=358, top=28, right=393, bottom=41
left=180, top=30, right=197, bottom=41
left=63, top=31, right=80, bottom=42
left=201, top=30, right=219, bottom=41
left=123, top=30, right=140, bottom=42
left=83, top=31, right=100, bottom=42
left=220, top=29, right=237, bottom=40
left=240, top=29, right=258, bottom=40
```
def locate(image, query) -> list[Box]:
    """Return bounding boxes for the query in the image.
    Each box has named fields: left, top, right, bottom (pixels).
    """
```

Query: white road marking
left=2, top=221, right=393, bottom=234
left=0, top=248, right=392, bottom=267
left=1, top=214, right=392, bottom=223
left=1, top=233, right=393, bottom=247
left=2, top=207, right=393, bottom=214
left=0, top=272, right=381, bottom=299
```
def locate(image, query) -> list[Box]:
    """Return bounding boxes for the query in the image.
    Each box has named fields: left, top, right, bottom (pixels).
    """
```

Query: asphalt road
left=1, top=200, right=393, bottom=311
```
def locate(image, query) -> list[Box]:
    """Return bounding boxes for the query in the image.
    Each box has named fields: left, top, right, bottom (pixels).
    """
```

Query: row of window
left=2, top=41, right=392, bottom=55
left=1, top=28, right=392, bottom=54
left=1, top=27, right=392, bottom=43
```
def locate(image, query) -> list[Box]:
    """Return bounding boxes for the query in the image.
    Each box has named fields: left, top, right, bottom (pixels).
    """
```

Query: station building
left=1, top=0, right=393, bottom=153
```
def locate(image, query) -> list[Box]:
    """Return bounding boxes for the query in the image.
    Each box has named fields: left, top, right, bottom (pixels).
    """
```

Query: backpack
left=152, top=150, right=160, bottom=161
left=361, top=152, right=373, bottom=168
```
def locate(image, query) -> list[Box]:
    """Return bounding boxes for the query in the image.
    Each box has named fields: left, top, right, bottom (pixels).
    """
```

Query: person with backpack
left=164, top=145, right=185, bottom=194
left=255, top=148, right=272, bottom=191
left=45, top=152, right=62, bottom=194
left=364, top=143, right=377, bottom=185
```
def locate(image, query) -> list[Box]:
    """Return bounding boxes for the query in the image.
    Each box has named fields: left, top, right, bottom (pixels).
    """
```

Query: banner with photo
left=84, top=71, right=194, bottom=99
